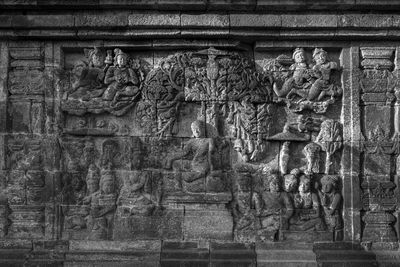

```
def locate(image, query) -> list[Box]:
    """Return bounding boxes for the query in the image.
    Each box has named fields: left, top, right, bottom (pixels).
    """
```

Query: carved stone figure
left=165, top=120, right=217, bottom=192
left=117, top=172, right=155, bottom=216
left=69, top=47, right=106, bottom=101
left=269, top=48, right=342, bottom=113
left=253, top=175, right=293, bottom=241
left=289, top=173, right=325, bottom=231
left=62, top=47, right=144, bottom=116
left=307, top=48, right=339, bottom=101
left=62, top=173, right=86, bottom=205
left=319, top=175, right=343, bottom=241
left=273, top=48, right=312, bottom=99
left=283, top=168, right=300, bottom=198
left=103, top=48, right=140, bottom=103
left=83, top=165, right=102, bottom=239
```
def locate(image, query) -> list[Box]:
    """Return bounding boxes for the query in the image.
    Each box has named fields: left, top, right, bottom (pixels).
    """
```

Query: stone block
left=342, top=173, right=361, bottom=210
left=281, top=15, right=338, bottom=28
left=158, top=0, right=206, bottom=10
left=112, top=212, right=183, bottom=240
left=339, top=14, right=393, bottom=28
left=181, top=14, right=229, bottom=28
left=0, top=15, right=12, bottom=28
left=341, top=143, right=361, bottom=174
left=280, top=230, right=333, bottom=242
left=9, top=100, right=31, bottom=133
left=129, top=12, right=180, bottom=27
left=160, top=207, right=184, bottom=239
left=161, top=241, right=209, bottom=267
left=11, top=15, right=74, bottom=28
left=99, top=0, right=156, bottom=6
left=75, top=11, right=129, bottom=27
left=0, top=101, right=6, bottom=133
left=184, top=204, right=233, bottom=240
left=210, top=242, right=256, bottom=267
left=209, top=0, right=256, bottom=10
left=256, top=242, right=317, bottom=267
left=230, top=14, right=281, bottom=28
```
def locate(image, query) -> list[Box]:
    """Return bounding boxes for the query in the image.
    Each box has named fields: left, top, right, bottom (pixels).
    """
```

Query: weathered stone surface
left=0, top=2, right=399, bottom=266
left=129, top=12, right=180, bottom=27
left=230, top=14, right=281, bottom=28
left=75, top=11, right=129, bottom=27
left=181, top=14, right=229, bottom=27
left=281, top=15, right=338, bottom=28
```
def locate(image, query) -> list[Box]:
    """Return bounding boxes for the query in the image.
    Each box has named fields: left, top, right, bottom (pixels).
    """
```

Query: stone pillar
left=341, top=46, right=363, bottom=242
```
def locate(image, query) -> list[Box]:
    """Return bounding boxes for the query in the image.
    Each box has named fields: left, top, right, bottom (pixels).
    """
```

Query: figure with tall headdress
left=307, top=48, right=339, bottom=101
left=253, top=174, right=293, bottom=241
left=319, top=175, right=343, bottom=241
left=273, top=48, right=312, bottom=98
left=69, top=47, right=107, bottom=100
left=103, top=48, right=140, bottom=103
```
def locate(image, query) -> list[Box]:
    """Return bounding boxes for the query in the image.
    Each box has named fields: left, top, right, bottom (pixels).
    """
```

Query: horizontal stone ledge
left=1, top=13, right=400, bottom=30
left=3, top=29, right=400, bottom=40
left=2, top=0, right=400, bottom=11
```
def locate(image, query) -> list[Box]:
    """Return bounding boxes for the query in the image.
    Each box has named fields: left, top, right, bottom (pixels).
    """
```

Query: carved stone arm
left=104, top=67, right=115, bottom=85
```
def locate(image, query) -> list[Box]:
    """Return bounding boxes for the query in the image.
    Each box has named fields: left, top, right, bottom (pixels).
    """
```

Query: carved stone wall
left=1, top=1, right=400, bottom=266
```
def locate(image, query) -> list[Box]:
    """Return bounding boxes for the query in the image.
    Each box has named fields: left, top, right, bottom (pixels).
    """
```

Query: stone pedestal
left=165, top=193, right=233, bottom=241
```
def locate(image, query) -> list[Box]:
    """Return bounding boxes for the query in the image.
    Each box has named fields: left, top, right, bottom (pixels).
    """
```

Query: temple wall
left=0, top=1, right=400, bottom=266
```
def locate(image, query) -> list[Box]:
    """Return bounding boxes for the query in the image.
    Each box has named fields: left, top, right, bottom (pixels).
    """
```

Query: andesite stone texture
left=1, top=1, right=400, bottom=266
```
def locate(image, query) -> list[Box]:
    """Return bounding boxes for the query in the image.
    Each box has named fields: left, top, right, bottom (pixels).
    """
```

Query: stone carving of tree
left=316, top=120, right=342, bottom=174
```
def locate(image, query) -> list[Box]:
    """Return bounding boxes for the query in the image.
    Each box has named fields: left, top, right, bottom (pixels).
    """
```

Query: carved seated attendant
left=253, top=175, right=293, bottom=240
left=69, top=47, right=107, bottom=101
left=103, top=48, right=140, bottom=103
left=289, top=174, right=325, bottom=231
left=165, top=120, right=217, bottom=192
left=117, top=172, right=155, bottom=216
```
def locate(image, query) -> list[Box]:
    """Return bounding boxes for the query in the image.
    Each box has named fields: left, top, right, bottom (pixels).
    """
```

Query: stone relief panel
left=1, top=44, right=352, bottom=244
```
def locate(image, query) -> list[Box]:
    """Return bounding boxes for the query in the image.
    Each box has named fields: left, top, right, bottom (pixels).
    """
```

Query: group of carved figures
left=64, top=47, right=143, bottom=115
left=268, top=47, right=342, bottom=113
left=56, top=46, right=344, bottom=241
left=235, top=170, right=343, bottom=242
left=62, top=138, right=156, bottom=239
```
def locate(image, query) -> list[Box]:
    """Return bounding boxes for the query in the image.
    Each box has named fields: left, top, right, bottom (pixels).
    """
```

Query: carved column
left=0, top=41, right=9, bottom=237
left=4, top=42, right=48, bottom=240
left=359, top=47, right=399, bottom=248
left=341, top=47, right=363, bottom=242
